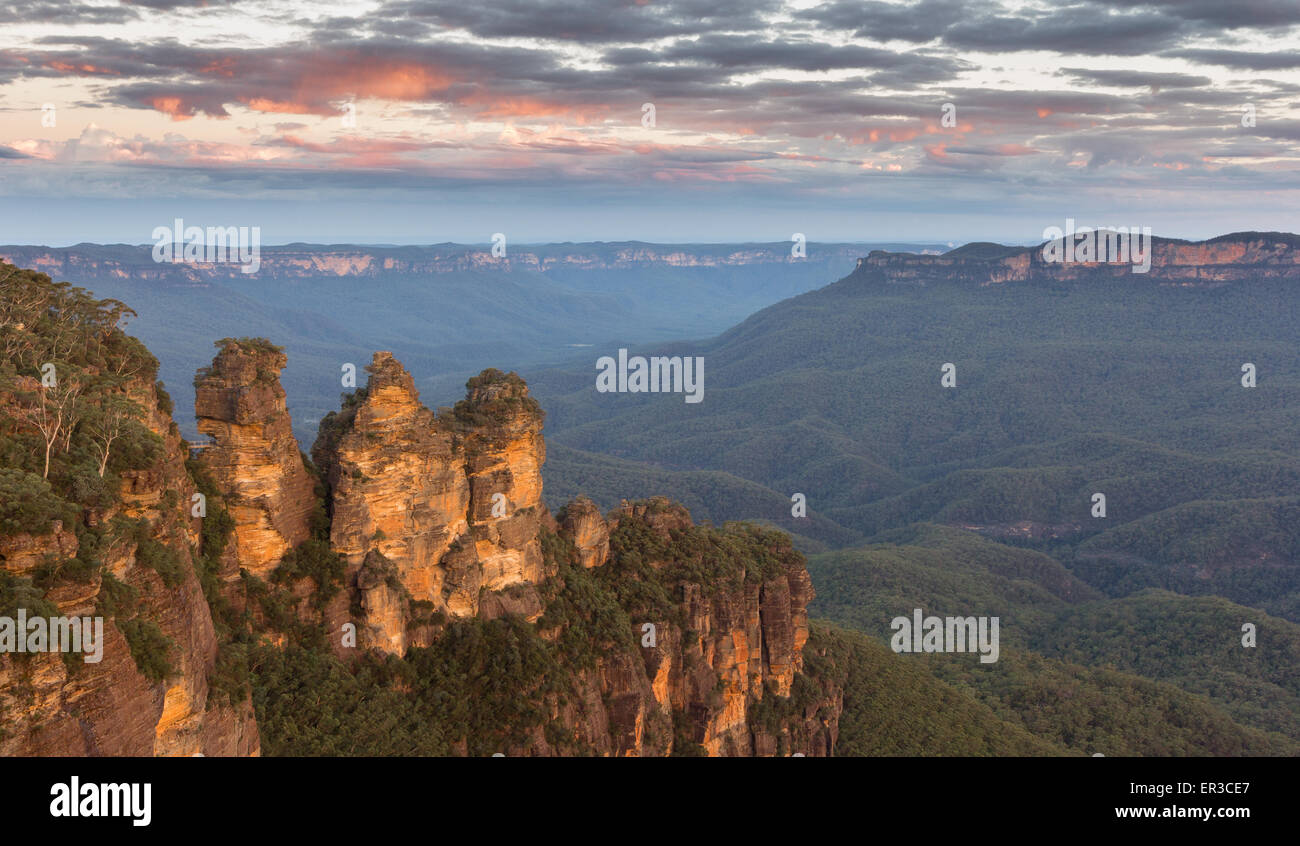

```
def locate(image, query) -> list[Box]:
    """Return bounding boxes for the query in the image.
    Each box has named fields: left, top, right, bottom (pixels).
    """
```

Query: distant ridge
left=0, top=241, right=948, bottom=283
left=853, top=231, right=1300, bottom=286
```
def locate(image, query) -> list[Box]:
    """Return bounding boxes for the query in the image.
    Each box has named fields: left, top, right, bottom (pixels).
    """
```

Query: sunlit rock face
left=1, top=376, right=259, bottom=757
left=314, top=354, right=548, bottom=649
left=551, top=496, right=832, bottom=758
left=194, top=341, right=315, bottom=581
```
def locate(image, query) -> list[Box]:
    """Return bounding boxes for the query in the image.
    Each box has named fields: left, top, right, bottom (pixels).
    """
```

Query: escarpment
left=2, top=264, right=838, bottom=757
left=546, top=498, right=833, bottom=756
left=0, top=267, right=260, bottom=756
left=0, top=380, right=260, bottom=755
left=854, top=231, right=1300, bottom=286
left=192, top=343, right=840, bottom=755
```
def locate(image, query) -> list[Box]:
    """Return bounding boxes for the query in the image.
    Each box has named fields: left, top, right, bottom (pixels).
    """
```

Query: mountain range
left=2, top=231, right=1297, bottom=755
left=0, top=241, right=942, bottom=444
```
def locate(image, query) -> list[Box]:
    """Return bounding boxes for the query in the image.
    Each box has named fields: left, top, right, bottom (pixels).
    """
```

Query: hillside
left=807, top=527, right=1300, bottom=753
left=5, top=259, right=1073, bottom=757
left=0, top=242, right=937, bottom=444
left=4, top=249, right=1297, bottom=757
left=532, top=232, right=1300, bottom=624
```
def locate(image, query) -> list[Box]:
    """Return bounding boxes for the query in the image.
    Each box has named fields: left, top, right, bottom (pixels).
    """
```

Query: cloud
left=1057, top=67, right=1212, bottom=90
left=0, top=0, right=1295, bottom=238
left=0, top=2, right=138, bottom=24
left=378, top=0, right=783, bottom=44
left=1166, top=48, right=1300, bottom=70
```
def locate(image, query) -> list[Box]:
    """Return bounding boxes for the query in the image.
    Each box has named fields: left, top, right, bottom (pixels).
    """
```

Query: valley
left=2, top=232, right=1298, bottom=756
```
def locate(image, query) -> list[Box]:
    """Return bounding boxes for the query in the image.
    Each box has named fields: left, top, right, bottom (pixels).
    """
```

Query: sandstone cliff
left=2, top=262, right=838, bottom=756
left=0, top=243, right=869, bottom=285
left=0, top=370, right=259, bottom=756
left=854, top=231, right=1300, bottom=286
left=310, top=354, right=548, bottom=652
left=542, top=498, right=835, bottom=757
left=194, top=339, right=315, bottom=582
left=298, top=352, right=839, bottom=754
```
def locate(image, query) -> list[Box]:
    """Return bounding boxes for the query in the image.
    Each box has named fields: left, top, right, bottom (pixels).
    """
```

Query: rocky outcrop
left=552, top=498, right=835, bottom=757
left=354, top=550, right=409, bottom=656
left=560, top=496, right=609, bottom=568
left=2, top=261, right=837, bottom=757
left=459, top=369, right=548, bottom=595
left=313, top=354, right=548, bottom=649
left=855, top=231, right=1300, bottom=287
left=194, top=340, right=315, bottom=581
left=0, top=522, right=79, bottom=575
left=0, top=377, right=260, bottom=757
left=316, top=351, right=468, bottom=623
left=301, top=352, right=837, bottom=753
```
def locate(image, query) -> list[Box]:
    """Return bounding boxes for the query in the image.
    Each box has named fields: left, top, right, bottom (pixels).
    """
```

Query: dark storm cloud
left=1097, top=0, right=1300, bottom=28
left=107, top=82, right=234, bottom=118
left=0, top=145, right=32, bottom=159
left=121, top=0, right=250, bottom=8
left=944, top=5, right=1188, bottom=56
left=1252, top=120, right=1300, bottom=143
left=941, top=86, right=1142, bottom=117
left=813, top=0, right=1297, bottom=57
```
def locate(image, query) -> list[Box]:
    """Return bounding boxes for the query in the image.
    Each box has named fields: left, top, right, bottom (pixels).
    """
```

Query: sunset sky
left=1, top=0, right=1298, bottom=244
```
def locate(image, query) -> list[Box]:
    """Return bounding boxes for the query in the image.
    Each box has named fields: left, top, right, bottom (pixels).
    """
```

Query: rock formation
left=312, top=354, right=547, bottom=649
left=559, top=496, right=609, bottom=569
left=854, top=231, right=1300, bottom=287
left=2, top=270, right=837, bottom=756
left=0, top=375, right=260, bottom=756
left=557, top=498, right=828, bottom=756
left=305, top=352, right=838, bottom=754
left=194, top=340, right=315, bottom=581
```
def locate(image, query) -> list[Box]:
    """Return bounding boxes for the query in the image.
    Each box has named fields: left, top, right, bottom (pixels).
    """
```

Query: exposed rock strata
left=855, top=232, right=1300, bottom=286
left=593, top=499, right=824, bottom=756
left=194, top=341, right=315, bottom=581
left=313, top=354, right=547, bottom=647
left=0, top=376, right=260, bottom=756
left=3, top=328, right=836, bottom=757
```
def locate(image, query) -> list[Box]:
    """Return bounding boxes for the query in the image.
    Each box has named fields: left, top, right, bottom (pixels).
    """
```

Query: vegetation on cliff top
left=453, top=367, right=543, bottom=428
left=0, top=262, right=183, bottom=684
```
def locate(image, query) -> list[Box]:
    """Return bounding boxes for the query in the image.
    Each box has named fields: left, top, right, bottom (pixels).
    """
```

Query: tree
left=88, top=395, right=143, bottom=477
left=13, top=372, right=84, bottom=478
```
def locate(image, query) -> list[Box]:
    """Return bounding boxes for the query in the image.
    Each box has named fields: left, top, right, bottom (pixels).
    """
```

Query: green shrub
left=118, top=617, right=173, bottom=683
left=0, top=468, right=75, bottom=537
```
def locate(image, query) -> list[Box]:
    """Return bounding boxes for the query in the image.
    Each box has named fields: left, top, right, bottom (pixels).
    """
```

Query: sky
left=1, top=0, right=1298, bottom=245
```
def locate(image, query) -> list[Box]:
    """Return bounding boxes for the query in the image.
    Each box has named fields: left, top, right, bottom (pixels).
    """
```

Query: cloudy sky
left=1, top=0, right=1298, bottom=244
